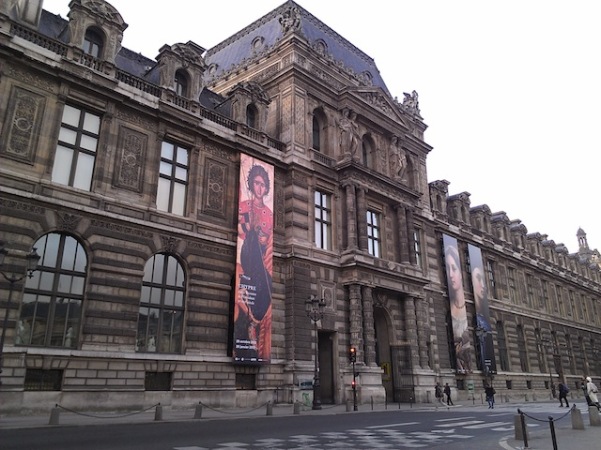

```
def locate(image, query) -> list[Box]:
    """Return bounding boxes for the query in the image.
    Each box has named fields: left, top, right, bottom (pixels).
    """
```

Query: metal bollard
left=266, top=401, right=273, bottom=416
left=194, top=403, right=203, bottom=419
left=154, top=404, right=163, bottom=421
left=293, top=401, right=301, bottom=415
left=346, top=400, right=352, bottom=412
left=49, top=406, right=61, bottom=426
left=548, top=416, right=558, bottom=450
left=515, top=409, right=529, bottom=448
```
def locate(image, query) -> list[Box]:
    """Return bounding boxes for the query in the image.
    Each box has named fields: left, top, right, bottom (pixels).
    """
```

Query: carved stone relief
left=113, top=126, right=147, bottom=192
left=202, top=158, right=227, bottom=217
left=1, top=86, right=46, bottom=162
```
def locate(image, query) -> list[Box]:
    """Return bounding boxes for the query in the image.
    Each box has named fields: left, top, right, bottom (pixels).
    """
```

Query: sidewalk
left=1, top=399, right=600, bottom=449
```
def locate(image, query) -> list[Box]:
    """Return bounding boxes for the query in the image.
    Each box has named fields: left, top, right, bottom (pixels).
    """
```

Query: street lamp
left=0, top=241, right=40, bottom=386
left=305, top=294, right=326, bottom=410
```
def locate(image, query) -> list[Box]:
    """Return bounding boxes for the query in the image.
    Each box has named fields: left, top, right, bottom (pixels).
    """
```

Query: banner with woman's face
left=233, top=154, right=274, bottom=364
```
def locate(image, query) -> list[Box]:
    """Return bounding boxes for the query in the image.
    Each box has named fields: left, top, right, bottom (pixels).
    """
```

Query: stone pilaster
left=349, top=284, right=363, bottom=362
left=362, top=286, right=377, bottom=366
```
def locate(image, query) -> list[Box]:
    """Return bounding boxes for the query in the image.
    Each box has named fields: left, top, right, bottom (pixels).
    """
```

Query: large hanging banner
left=233, top=154, right=274, bottom=363
left=468, top=244, right=497, bottom=375
left=442, top=234, right=472, bottom=373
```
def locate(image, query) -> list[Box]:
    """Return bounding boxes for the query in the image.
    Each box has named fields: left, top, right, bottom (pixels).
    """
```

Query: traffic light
left=349, top=346, right=357, bottom=363
left=351, top=379, right=356, bottom=389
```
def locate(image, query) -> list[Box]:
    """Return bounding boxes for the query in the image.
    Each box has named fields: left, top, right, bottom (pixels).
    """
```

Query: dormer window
left=174, top=70, right=188, bottom=97
left=246, top=104, right=258, bottom=128
left=83, top=27, right=104, bottom=58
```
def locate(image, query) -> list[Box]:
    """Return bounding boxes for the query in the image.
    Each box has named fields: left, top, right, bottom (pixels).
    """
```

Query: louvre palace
left=0, top=0, right=599, bottom=414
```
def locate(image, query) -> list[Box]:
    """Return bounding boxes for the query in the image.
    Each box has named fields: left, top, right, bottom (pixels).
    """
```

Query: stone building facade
left=0, top=0, right=599, bottom=414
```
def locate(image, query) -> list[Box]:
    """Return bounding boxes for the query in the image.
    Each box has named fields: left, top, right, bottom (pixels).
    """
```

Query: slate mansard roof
left=203, top=0, right=390, bottom=95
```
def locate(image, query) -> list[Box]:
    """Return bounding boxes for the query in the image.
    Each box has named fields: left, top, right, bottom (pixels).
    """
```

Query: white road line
left=436, top=416, right=475, bottom=422
left=463, top=421, right=509, bottom=429
left=367, top=422, right=420, bottom=429
left=436, top=420, right=484, bottom=427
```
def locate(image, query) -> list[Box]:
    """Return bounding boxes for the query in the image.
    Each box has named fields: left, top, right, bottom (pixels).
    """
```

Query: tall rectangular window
left=540, top=280, right=549, bottom=310
left=412, top=229, right=422, bottom=268
left=486, top=259, right=497, bottom=298
left=157, top=141, right=189, bottom=216
left=366, top=210, right=381, bottom=258
left=526, top=274, right=535, bottom=308
left=555, top=285, right=562, bottom=313
left=517, top=325, right=529, bottom=372
left=507, top=267, right=517, bottom=303
left=496, top=321, right=510, bottom=371
left=51, top=104, right=100, bottom=191
left=314, top=191, right=331, bottom=250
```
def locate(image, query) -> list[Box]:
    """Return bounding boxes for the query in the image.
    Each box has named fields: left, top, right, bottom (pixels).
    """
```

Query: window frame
left=156, top=141, right=189, bottom=216
left=314, top=190, right=332, bottom=250
left=366, top=209, right=381, bottom=258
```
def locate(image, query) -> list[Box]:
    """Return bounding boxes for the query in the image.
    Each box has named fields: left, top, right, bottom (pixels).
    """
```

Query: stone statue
left=402, top=90, right=421, bottom=117
left=338, top=108, right=360, bottom=159
left=390, top=135, right=407, bottom=180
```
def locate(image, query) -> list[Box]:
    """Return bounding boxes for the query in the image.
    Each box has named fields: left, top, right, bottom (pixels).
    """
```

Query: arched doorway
left=374, top=306, right=394, bottom=402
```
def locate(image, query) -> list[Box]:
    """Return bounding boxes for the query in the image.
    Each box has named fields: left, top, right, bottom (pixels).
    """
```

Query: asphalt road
left=0, top=408, right=519, bottom=450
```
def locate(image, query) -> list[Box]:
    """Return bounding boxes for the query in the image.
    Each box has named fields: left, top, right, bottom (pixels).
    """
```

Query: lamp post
left=0, top=241, right=40, bottom=386
left=305, top=294, right=326, bottom=410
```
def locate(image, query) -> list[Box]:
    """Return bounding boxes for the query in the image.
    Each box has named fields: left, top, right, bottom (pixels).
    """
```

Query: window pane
left=174, top=291, right=184, bottom=308
left=161, top=142, right=174, bottom=160
left=62, top=105, right=80, bottom=127
left=157, top=179, right=170, bottom=211
left=52, top=146, right=73, bottom=185
left=165, top=257, right=177, bottom=286
left=39, top=272, right=55, bottom=291
left=176, top=147, right=188, bottom=165
left=175, top=166, right=187, bottom=181
left=58, top=275, right=72, bottom=293
left=152, top=255, right=165, bottom=283
left=80, top=135, right=98, bottom=152
left=61, top=237, right=77, bottom=270
left=164, top=289, right=175, bottom=307
left=41, top=233, right=60, bottom=268
left=58, top=128, right=77, bottom=145
left=73, top=243, right=87, bottom=272
left=31, top=296, right=51, bottom=345
left=171, top=183, right=186, bottom=215
left=70, top=276, right=84, bottom=295
left=159, top=161, right=172, bottom=175
left=73, top=153, right=94, bottom=190
left=82, top=112, right=100, bottom=133
left=141, top=286, right=151, bottom=303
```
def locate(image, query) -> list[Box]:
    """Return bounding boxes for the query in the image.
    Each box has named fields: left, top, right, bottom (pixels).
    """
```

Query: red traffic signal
left=349, top=346, right=357, bottom=363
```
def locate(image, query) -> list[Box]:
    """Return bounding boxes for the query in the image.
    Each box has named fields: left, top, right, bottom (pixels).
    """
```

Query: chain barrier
left=55, top=403, right=160, bottom=419
left=518, top=406, right=572, bottom=423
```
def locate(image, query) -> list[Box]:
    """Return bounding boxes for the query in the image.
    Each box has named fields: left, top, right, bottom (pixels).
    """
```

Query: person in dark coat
left=485, top=384, right=496, bottom=409
left=558, top=382, right=570, bottom=407
left=444, top=383, right=454, bottom=406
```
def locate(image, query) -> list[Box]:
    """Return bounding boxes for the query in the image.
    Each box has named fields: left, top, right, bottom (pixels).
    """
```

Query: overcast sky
left=44, top=0, right=601, bottom=253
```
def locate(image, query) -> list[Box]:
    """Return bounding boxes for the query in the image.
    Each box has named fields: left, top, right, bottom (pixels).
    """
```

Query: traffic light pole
left=349, top=346, right=358, bottom=411
left=352, top=359, right=357, bottom=411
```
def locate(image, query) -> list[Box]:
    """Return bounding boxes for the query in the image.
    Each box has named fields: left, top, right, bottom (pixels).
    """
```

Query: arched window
left=20, top=233, right=87, bottom=348
left=246, top=104, right=258, bottom=129
left=83, top=27, right=103, bottom=58
left=174, top=70, right=188, bottom=97
left=312, top=116, right=321, bottom=151
left=362, top=135, right=375, bottom=168
left=136, top=253, right=185, bottom=353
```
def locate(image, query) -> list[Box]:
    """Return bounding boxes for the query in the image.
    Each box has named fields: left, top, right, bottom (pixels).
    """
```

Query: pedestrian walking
left=581, top=377, right=593, bottom=406
left=585, top=376, right=601, bottom=410
left=435, top=383, right=445, bottom=405
left=558, top=382, right=570, bottom=407
left=485, top=384, right=495, bottom=409
left=444, top=383, right=454, bottom=406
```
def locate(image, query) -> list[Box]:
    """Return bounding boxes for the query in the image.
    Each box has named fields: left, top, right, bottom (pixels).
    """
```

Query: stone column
left=404, top=295, right=421, bottom=371
left=349, top=284, right=363, bottom=362
left=344, top=183, right=358, bottom=251
left=362, top=286, right=377, bottom=366
left=415, top=296, right=430, bottom=369
left=395, top=204, right=409, bottom=263
left=356, top=187, right=368, bottom=252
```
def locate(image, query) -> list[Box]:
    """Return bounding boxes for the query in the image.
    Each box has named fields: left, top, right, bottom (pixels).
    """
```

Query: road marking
left=464, top=421, right=509, bottom=429
left=367, top=421, right=420, bottom=429
left=436, top=420, right=484, bottom=427
left=436, top=416, right=475, bottom=422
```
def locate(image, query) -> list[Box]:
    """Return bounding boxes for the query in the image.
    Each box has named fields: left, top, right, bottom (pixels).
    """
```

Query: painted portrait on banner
left=233, top=154, right=274, bottom=363
left=443, top=234, right=472, bottom=374
left=468, top=244, right=497, bottom=376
